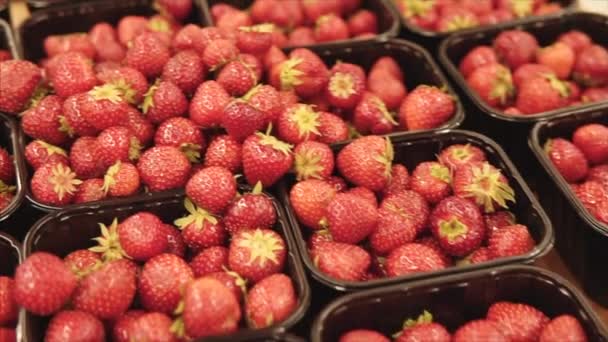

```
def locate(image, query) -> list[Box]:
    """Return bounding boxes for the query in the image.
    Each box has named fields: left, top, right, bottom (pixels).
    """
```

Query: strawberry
left=545, top=138, right=589, bottom=182
left=172, top=25, right=206, bottom=54
left=102, top=161, right=140, bottom=197
left=190, top=246, right=229, bottom=277
left=72, top=259, right=137, bottom=319
left=383, top=164, right=410, bottom=195
left=452, top=320, right=508, bottom=342
left=277, top=103, right=323, bottom=144
left=326, top=192, right=378, bottom=244
left=217, top=60, right=258, bottom=97
left=74, top=178, right=106, bottom=204
left=484, top=210, right=516, bottom=241
left=308, top=229, right=333, bottom=250
left=370, top=56, right=403, bottom=81
left=574, top=180, right=608, bottom=212
left=478, top=9, right=514, bottom=26
left=204, top=135, right=242, bottom=173
left=0, top=277, right=16, bottom=325
left=116, top=16, right=148, bottom=45
left=181, top=277, right=241, bottom=338
left=45, top=310, right=105, bottom=342
left=290, top=179, right=337, bottom=230
left=236, top=24, right=273, bottom=55
left=488, top=224, right=535, bottom=258
left=46, top=52, right=97, bottom=98
left=397, top=0, right=438, bottom=31
left=160, top=223, right=186, bottom=258
left=112, top=310, right=145, bottom=342
left=139, top=253, right=193, bottom=314
left=89, top=23, right=124, bottom=62
left=429, top=196, right=485, bottom=256
left=14, top=252, right=77, bottom=315
left=64, top=249, right=101, bottom=277
left=125, top=33, right=170, bottom=78
left=436, top=8, right=478, bottom=32
left=572, top=123, right=608, bottom=165
left=438, top=144, right=486, bottom=171
left=0, top=50, right=10, bottom=61
left=460, top=0, right=492, bottom=15
left=460, top=247, right=493, bottom=265
left=314, top=14, right=350, bottom=42
left=487, top=301, right=549, bottom=341
left=582, top=87, right=608, bottom=103
left=189, top=80, right=231, bottom=128
left=160, top=50, right=205, bottom=96
left=116, top=213, right=167, bottom=261
left=246, top=273, right=297, bottom=328
left=452, top=162, right=515, bottom=213
left=156, top=0, right=191, bottom=21
left=537, top=42, right=575, bottom=79
left=318, top=111, right=349, bottom=144
left=21, top=95, right=68, bottom=145
left=573, top=44, right=608, bottom=87
left=97, top=126, right=141, bottom=169
left=141, top=80, right=188, bottom=124
left=0, top=148, right=14, bottom=185
left=399, top=85, right=455, bottom=131
left=79, top=84, right=131, bottom=131
left=202, top=39, right=239, bottom=70
left=288, top=27, right=317, bottom=46
left=222, top=101, right=266, bottom=142
left=337, top=135, right=393, bottom=191
left=243, top=84, right=283, bottom=125
left=539, top=315, right=588, bottom=342
left=216, top=9, right=252, bottom=31
left=326, top=62, right=366, bottom=110
left=25, top=140, right=68, bottom=170
left=242, top=128, right=294, bottom=187
left=155, top=117, right=205, bottom=163
left=394, top=311, right=451, bottom=342
left=31, top=162, right=82, bottom=206
left=348, top=10, right=378, bottom=36
left=411, top=161, right=452, bottom=204
left=186, top=166, right=236, bottom=214
left=0, top=60, right=41, bottom=114
left=61, top=93, right=99, bottom=137
left=370, top=205, right=417, bottom=255
left=174, top=198, right=227, bottom=250
left=44, top=33, right=96, bottom=59
left=588, top=164, right=608, bottom=185
left=96, top=67, right=148, bottom=105
left=558, top=30, right=592, bottom=55
left=68, top=137, right=103, bottom=179
left=386, top=243, right=448, bottom=277
left=124, top=108, right=154, bottom=146
left=224, top=182, right=277, bottom=234
left=274, top=48, right=329, bottom=98
left=301, top=0, right=341, bottom=22
left=127, top=312, right=177, bottom=342
left=466, top=63, right=514, bottom=108
left=346, top=186, right=377, bottom=206
left=340, top=330, right=390, bottom=342
left=294, top=141, right=334, bottom=180
left=311, top=241, right=371, bottom=281
left=353, top=92, right=398, bottom=135
left=512, top=63, right=555, bottom=89
left=228, top=228, right=286, bottom=282
left=367, top=68, right=407, bottom=111
left=137, top=146, right=191, bottom=191
left=264, top=46, right=288, bottom=73
left=493, top=30, right=539, bottom=69
left=206, top=271, right=247, bottom=302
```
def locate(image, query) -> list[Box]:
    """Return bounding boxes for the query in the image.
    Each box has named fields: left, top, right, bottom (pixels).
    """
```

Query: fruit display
left=0, top=128, right=16, bottom=215
left=394, top=0, right=567, bottom=34
left=0, top=233, right=20, bottom=342
left=0, top=114, right=24, bottom=221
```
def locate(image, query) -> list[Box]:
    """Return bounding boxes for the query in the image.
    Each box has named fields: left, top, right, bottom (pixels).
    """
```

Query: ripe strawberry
left=264, top=45, right=288, bottom=72
left=96, top=67, right=148, bottom=105
left=89, top=23, right=124, bottom=62
left=156, top=0, right=191, bottom=21
left=466, top=63, right=514, bottom=108
left=0, top=50, right=10, bottom=62
left=581, top=87, right=608, bottom=103
left=326, top=192, right=378, bottom=244
left=45, top=310, right=105, bottom=342
left=436, top=8, right=478, bottom=32
left=545, top=138, right=589, bottom=182
left=457, top=246, right=492, bottom=266
left=74, top=178, right=106, bottom=204
left=139, top=253, right=194, bottom=314
left=0, top=60, right=41, bottom=114
left=493, top=30, right=539, bottom=69
left=181, top=277, right=241, bottom=338
left=484, top=210, right=516, bottom=240
left=137, top=146, right=191, bottom=191
left=348, top=9, right=378, bottom=36
left=276, top=104, right=322, bottom=145
left=318, top=111, right=349, bottom=144
left=31, top=162, right=82, bottom=206
left=370, top=205, right=417, bottom=255
left=155, top=117, right=205, bottom=163
left=160, top=50, right=205, bottom=96
left=123, top=109, right=153, bottom=146
left=159, top=223, right=186, bottom=258
left=479, top=8, right=514, bottom=25
left=346, top=186, right=377, bottom=207
left=216, top=8, right=252, bottom=30
left=394, top=311, right=451, bottom=342
left=325, top=62, right=365, bottom=110
left=438, top=144, right=486, bottom=171
left=172, top=25, right=205, bottom=53
left=186, top=166, right=236, bottom=214
left=46, top=52, right=97, bottom=98
left=575, top=180, right=608, bottom=214
left=174, top=198, right=227, bottom=250
left=353, top=92, right=398, bottom=135
left=204, top=135, right=242, bottom=173
left=205, top=271, right=247, bottom=302
left=228, top=228, right=286, bottom=282
left=290, top=179, right=337, bottom=230
left=21, top=95, right=68, bottom=146
left=189, top=80, right=231, bottom=128
left=79, top=84, right=131, bottom=131
left=116, top=15, right=147, bottom=45
left=572, top=123, right=608, bottom=165
left=287, top=27, right=316, bottom=46
left=367, top=68, right=407, bottom=111
left=386, top=243, right=448, bottom=277
left=307, top=229, right=333, bottom=251
left=112, top=310, right=146, bottom=342
left=452, top=320, right=508, bottom=342
left=0, top=149, right=13, bottom=185
left=61, top=93, right=99, bottom=137
left=370, top=56, right=403, bottom=81
left=337, top=135, right=393, bottom=191
left=216, top=60, right=257, bottom=97
left=242, top=129, right=294, bottom=187
left=573, top=44, right=608, bottom=87
left=311, top=241, right=371, bottom=281
left=224, top=183, right=277, bottom=235
left=25, top=140, right=68, bottom=170
left=588, top=164, right=608, bottom=185
left=274, top=48, right=329, bottom=98
left=0, top=277, right=16, bottom=325
left=340, top=330, right=389, bottom=342
left=243, top=84, right=283, bottom=125
left=64, top=249, right=101, bottom=277
left=127, top=312, right=177, bottom=342
left=537, top=42, right=575, bottom=79
left=235, top=23, right=273, bottom=55
left=452, top=162, right=515, bottom=213
left=399, top=85, right=455, bottom=131
left=301, top=0, right=340, bottom=22
left=512, top=63, right=554, bottom=89
left=429, top=196, right=485, bottom=256
left=67, top=137, right=101, bottom=179
left=411, top=161, right=452, bottom=204
left=141, top=80, right=188, bottom=124
left=14, top=252, right=77, bottom=315
left=222, top=101, right=266, bottom=143
left=540, top=315, right=588, bottom=342
left=382, top=164, right=410, bottom=196
left=535, top=2, right=563, bottom=15
left=314, top=14, right=349, bottom=42
left=294, top=141, right=334, bottom=181
left=488, top=224, right=535, bottom=258
left=246, top=273, right=297, bottom=328
left=487, top=301, right=549, bottom=341
left=558, top=30, right=592, bottom=55
left=125, top=33, right=170, bottom=78
left=115, top=213, right=168, bottom=261
left=202, top=39, right=239, bottom=70
left=190, top=246, right=229, bottom=277
left=102, top=161, right=140, bottom=197
left=97, top=126, right=142, bottom=169
left=44, top=33, right=95, bottom=59
left=73, top=259, right=137, bottom=319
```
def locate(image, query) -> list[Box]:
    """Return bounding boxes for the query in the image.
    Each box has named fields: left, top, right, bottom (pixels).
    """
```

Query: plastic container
left=0, top=113, right=27, bottom=222
left=278, top=129, right=553, bottom=292
left=27, top=0, right=104, bottom=10
left=311, top=265, right=608, bottom=342
left=199, top=0, right=400, bottom=49
left=0, top=232, right=22, bottom=342
left=0, top=19, right=19, bottom=59
left=20, top=188, right=310, bottom=342
left=438, top=12, right=608, bottom=180
left=530, top=107, right=608, bottom=307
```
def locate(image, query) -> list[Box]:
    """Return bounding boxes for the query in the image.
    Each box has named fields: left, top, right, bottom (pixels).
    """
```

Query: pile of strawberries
left=462, top=29, right=608, bottom=115
left=288, top=135, right=536, bottom=282
left=395, top=0, right=564, bottom=33
left=9, top=185, right=300, bottom=340
left=0, top=145, right=16, bottom=214
left=545, top=122, right=608, bottom=225
left=209, top=0, right=380, bottom=46
left=339, top=302, right=588, bottom=341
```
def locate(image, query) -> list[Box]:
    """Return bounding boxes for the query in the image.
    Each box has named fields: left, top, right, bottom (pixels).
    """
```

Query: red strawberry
left=558, top=30, right=592, bottom=55
left=21, top=95, right=68, bottom=145
left=466, top=63, right=514, bottom=108
left=301, top=0, right=341, bottom=22
left=537, top=42, right=575, bottom=79
left=572, top=123, right=608, bottom=165
left=96, top=126, right=141, bottom=169
left=340, top=330, right=390, bottom=342
left=367, top=68, right=407, bottom=111
left=216, top=9, right=252, bottom=31
left=536, top=2, right=563, bottom=15
left=274, top=48, right=329, bottom=98
left=436, top=7, right=478, bottom=32
left=411, top=161, right=452, bottom=204
left=137, top=146, right=191, bottom=191
left=25, top=140, right=68, bottom=170
left=44, top=33, right=96, bottom=59
left=47, top=52, right=97, bottom=98
left=31, top=162, right=82, bottom=206
left=452, top=320, right=508, bottom=342
left=0, top=60, right=41, bottom=114
left=540, top=315, right=588, bottom=342
left=488, top=224, right=535, bottom=258
left=101, top=161, right=140, bottom=197
left=394, top=311, right=451, bottom=342
left=186, top=166, right=236, bottom=214
left=438, top=144, right=486, bottom=171
left=160, top=223, right=186, bottom=258
left=127, top=312, right=177, bottom=342
left=478, top=9, right=514, bottom=25
left=348, top=9, right=378, bottom=36
left=397, top=0, right=438, bottom=30
left=326, top=192, right=378, bottom=244
left=246, top=273, right=297, bottom=328
left=124, top=108, right=155, bottom=147
left=545, top=138, right=589, bottom=182
left=493, top=30, right=539, bottom=69
left=115, top=212, right=168, bottom=261
left=206, top=271, right=247, bottom=302
left=294, top=141, right=334, bottom=180
left=72, top=259, right=137, bottom=319
left=89, top=23, right=125, bottom=62
left=311, top=241, right=371, bottom=281
left=45, top=310, right=105, bottom=342
left=172, top=25, right=206, bottom=54
left=370, top=56, right=403, bottom=81
left=314, top=14, right=349, bottom=42
left=512, top=63, right=555, bottom=88
left=228, top=228, right=286, bottom=282
left=582, top=87, right=608, bottom=103
left=288, top=27, right=316, bottom=46
left=116, top=16, right=148, bottom=45
left=0, top=50, right=10, bottom=62
left=318, top=111, right=349, bottom=144
left=0, top=149, right=13, bottom=185
left=429, top=196, right=485, bottom=256
left=326, top=62, right=366, bottom=110
left=242, top=129, right=294, bottom=187
left=353, top=92, right=398, bottom=135
left=0, top=277, right=17, bottom=325
left=574, top=180, right=608, bottom=213
left=370, top=205, right=417, bottom=255
left=204, top=134, right=242, bottom=173
left=175, top=199, right=227, bottom=250
left=399, top=85, right=455, bottom=131
left=308, top=229, right=333, bottom=250
left=141, top=80, right=188, bottom=124
left=189, top=80, right=231, bottom=128
left=458, top=247, right=493, bottom=266
left=79, top=84, right=131, bottom=131
left=386, top=243, right=448, bottom=277
left=243, top=84, right=283, bottom=125
left=277, top=103, right=321, bottom=144
left=155, top=117, right=205, bottom=163
left=222, top=101, right=266, bottom=142
left=190, top=246, right=229, bottom=277
left=139, top=253, right=193, bottom=314
left=112, top=310, right=145, bottom=342
left=290, top=179, right=337, bottom=230
left=487, top=301, right=550, bottom=341
left=125, top=33, right=170, bottom=78
left=216, top=60, right=258, bottom=97
left=181, top=277, right=241, bottom=338
left=452, top=162, right=515, bottom=213
left=74, top=178, right=106, bottom=204
left=64, top=249, right=101, bottom=277
left=14, top=252, right=77, bottom=315
left=383, top=164, right=410, bottom=195
left=224, top=182, right=277, bottom=234
left=588, top=164, right=608, bottom=185
left=337, top=135, right=393, bottom=191
left=484, top=210, right=516, bottom=240
left=61, top=93, right=99, bottom=137
left=236, top=24, right=273, bottom=55
left=96, top=67, right=148, bottom=105
left=573, top=44, right=608, bottom=87
left=202, top=39, right=239, bottom=70
left=156, top=0, right=191, bottom=21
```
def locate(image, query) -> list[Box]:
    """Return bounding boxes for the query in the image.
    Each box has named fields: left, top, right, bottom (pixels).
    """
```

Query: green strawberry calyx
left=443, top=15, right=478, bottom=32
left=393, top=310, right=434, bottom=338
left=463, top=162, right=516, bottom=213
left=50, top=163, right=82, bottom=201
left=291, top=104, right=321, bottom=139
left=328, top=72, right=356, bottom=99
left=236, top=229, right=284, bottom=267
left=257, top=124, right=293, bottom=156
left=223, top=266, right=248, bottom=295
left=35, top=140, right=68, bottom=157
left=295, top=146, right=324, bottom=181
left=110, top=78, right=138, bottom=105
left=371, top=96, right=398, bottom=126
left=129, top=137, right=143, bottom=161
left=401, top=0, right=435, bottom=18
left=141, top=81, right=160, bottom=114
left=252, top=181, right=264, bottom=195
left=58, top=115, right=76, bottom=138
left=510, top=0, right=534, bottom=18
left=89, top=84, right=124, bottom=104
left=101, top=161, right=122, bottom=195
left=147, top=16, right=171, bottom=33
left=239, top=23, right=275, bottom=33
left=373, top=137, right=395, bottom=181
left=89, top=218, right=131, bottom=261
left=430, top=163, right=452, bottom=184
left=545, top=74, right=570, bottom=98
left=489, top=66, right=515, bottom=106
left=170, top=301, right=186, bottom=338
left=179, top=143, right=202, bottom=163
left=439, top=218, right=468, bottom=242
left=449, top=144, right=473, bottom=163
left=174, top=198, right=218, bottom=230
left=279, top=58, right=305, bottom=91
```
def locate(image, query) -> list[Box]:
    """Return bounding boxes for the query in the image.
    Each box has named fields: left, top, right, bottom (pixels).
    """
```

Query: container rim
left=0, top=19, right=21, bottom=60
left=0, top=113, right=27, bottom=223
left=281, top=129, right=554, bottom=291
left=438, top=11, right=608, bottom=123
left=529, top=115, right=608, bottom=237
left=0, top=231, right=23, bottom=263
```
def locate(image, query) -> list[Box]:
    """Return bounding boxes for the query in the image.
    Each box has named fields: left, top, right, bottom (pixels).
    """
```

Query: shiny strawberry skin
left=410, top=161, right=452, bottom=204
left=290, top=179, right=337, bottom=230
left=161, top=50, right=206, bottom=96
left=459, top=46, right=498, bottom=78
left=0, top=148, right=14, bottom=185
left=64, top=249, right=101, bottom=276
left=399, top=85, right=455, bottom=131
left=386, top=243, right=448, bottom=277
left=488, top=224, right=535, bottom=258
left=31, top=162, right=81, bottom=206
left=487, top=301, right=550, bottom=342
left=318, top=111, right=348, bottom=144
left=0, top=277, right=17, bottom=326
left=383, top=164, right=410, bottom=196
left=572, top=123, right=608, bottom=165
left=224, top=192, right=277, bottom=235
left=438, top=144, right=486, bottom=171
left=311, top=241, right=371, bottom=281
left=21, top=95, right=69, bottom=146
left=222, top=101, right=266, bottom=143
left=25, top=140, right=68, bottom=171
left=558, top=30, right=592, bottom=55
left=353, top=92, right=397, bottom=135
left=326, top=192, right=378, bottom=244
left=143, top=80, right=188, bottom=124
left=493, top=30, right=539, bottom=69
left=466, top=63, right=514, bottom=108
left=189, top=80, right=231, bottom=129
left=45, top=310, right=105, bottom=342
left=186, top=166, right=237, bottom=214
left=245, top=84, right=283, bottom=125
left=539, top=315, right=588, bottom=342
left=337, top=135, right=392, bottom=191
left=95, top=126, right=140, bottom=169
left=0, top=60, right=42, bottom=114
left=74, top=178, right=106, bottom=204
left=217, top=60, right=258, bottom=97
left=452, top=320, right=508, bottom=342
left=370, top=206, right=417, bottom=255
left=546, top=138, right=589, bottom=182
left=202, top=39, right=239, bottom=69
left=246, top=273, right=297, bottom=328
left=96, top=67, right=148, bottom=105
left=190, top=246, right=229, bottom=277
left=203, top=134, right=242, bottom=173
left=117, top=212, right=168, bottom=261
left=47, top=52, right=97, bottom=98
left=125, top=33, right=170, bottom=78
left=573, top=44, right=608, bottom=87
left=181, top=219, right=227, bottom=250
left=154, top=117, right=205, bottom=159
left=367, top=68, right=407, bottom=111
left=112, top=310, right=145, bottom=342
left=278, top=48, right=329, bottom=98
left=395, top=322, right=451, bottom=342
left=326, top=62, right=366, bottom=110
left=139, top=253, right=194, bottom=314
left=430, top=196, right=485, bottom=257
left=340, top=330, right=390, bottom=342
left=484, top=210, right=516, bottom=241
left=242, top=133, right=294, bottom=187
left=79, top=88, right=130, bottom=132
left=516, top=75, right=570, bottom=114
left=127, top=312, right=177, bottom=342
left=137, top=146, right=191, bottom=192
left=62, top=93, right=99, bottom=137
